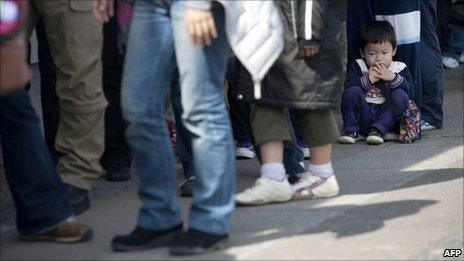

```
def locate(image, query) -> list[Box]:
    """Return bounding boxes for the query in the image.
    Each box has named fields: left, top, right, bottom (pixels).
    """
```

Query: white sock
left=261, top=163, right=286, bottom=181
left=308, top=162, right=334, bottom=178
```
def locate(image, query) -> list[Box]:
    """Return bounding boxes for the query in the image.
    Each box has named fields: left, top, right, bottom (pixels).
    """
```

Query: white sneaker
left=291, top=172, right=339, bottom=200
left=235, top=141, right=255, bottom=159
left=443, top=57, right=459, bottom=69
left=420, top=119, right=437, bottom=131
left=235, top=178, right=293, bottom=206
left=458, top=53, right=464, bottom=64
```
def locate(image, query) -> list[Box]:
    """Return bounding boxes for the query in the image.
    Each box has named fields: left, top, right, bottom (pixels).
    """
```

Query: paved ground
left=0, top=66, right=463, bottom=260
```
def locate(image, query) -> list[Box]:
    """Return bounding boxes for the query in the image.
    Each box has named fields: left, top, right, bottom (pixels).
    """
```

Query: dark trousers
left=227, top=92, right=253, bottom=143
left=341, top=86, right=409, bottom=135
left=227, top=58, right=253, bottom=143
left=420, top=0, right=444, bottom=128
left=35, top=17, right=132, bottom=167
left=0, top=89, right=72, bottom=235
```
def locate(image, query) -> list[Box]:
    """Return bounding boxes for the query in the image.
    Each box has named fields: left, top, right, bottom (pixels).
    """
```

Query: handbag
left=378, top=83, right=421, bottom=143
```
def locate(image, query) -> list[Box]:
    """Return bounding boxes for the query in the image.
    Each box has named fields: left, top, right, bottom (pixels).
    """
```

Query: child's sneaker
left=235, top=141, right=255, bottom=159
left=338, top=132, right=359, bottom=144
left=442, top=56, right=459, bottom=69
left=235, top=177, right=293, bottom=206
left=366, top=129, right=384, bottom=145
left=420, top=119, right=437, bottom=131
left=291, top=172, right=339, bottom=200
left=297, top=139, right=310, bottom=159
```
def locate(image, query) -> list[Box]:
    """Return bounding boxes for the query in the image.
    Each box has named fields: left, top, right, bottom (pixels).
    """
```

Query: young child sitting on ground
left=339, top=21, right=414, bottom=145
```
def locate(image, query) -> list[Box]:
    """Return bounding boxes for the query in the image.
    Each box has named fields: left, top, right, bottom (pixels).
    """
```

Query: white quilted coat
left=186, top=0, right=284, bottom=99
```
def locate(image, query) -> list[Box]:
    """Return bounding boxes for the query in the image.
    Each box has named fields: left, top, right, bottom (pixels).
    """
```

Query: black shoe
left=366, top=128, right=384, bottom=145
left=104, top=163, right=131, bottom=182
left=65, top=185, right=90, bottom=216
left=169, top=229, right=228, bottom=256
left=179, top=176, right=195, bottom=197
left=112, top=224, right=183, bottom=252
left=338, top=131, right=359, bottom=144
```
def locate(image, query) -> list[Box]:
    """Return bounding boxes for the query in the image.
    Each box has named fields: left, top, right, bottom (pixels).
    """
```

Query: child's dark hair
left=359, top=21, right=397, bottom=51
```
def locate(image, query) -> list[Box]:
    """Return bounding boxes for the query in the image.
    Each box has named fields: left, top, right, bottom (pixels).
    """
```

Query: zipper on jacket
left=290, top=0, right=298, bottom=39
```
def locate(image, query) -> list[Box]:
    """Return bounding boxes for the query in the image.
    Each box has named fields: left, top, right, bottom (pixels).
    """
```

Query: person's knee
left=391, top=88, right=410, bottom=110
left=343, top=85, right=364, bottom=99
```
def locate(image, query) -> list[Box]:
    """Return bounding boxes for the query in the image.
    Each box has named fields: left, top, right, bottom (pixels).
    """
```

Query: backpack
left=397, top=100, right=421, bottom=143
left=378, top=84, right=421, bottom=143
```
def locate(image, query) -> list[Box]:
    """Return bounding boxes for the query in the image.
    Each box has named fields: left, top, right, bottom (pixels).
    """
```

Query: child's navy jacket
left=344, top=59, right=414, bottom=104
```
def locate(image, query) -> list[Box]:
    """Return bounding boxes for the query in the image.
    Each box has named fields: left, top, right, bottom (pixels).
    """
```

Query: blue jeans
left=0, top=89, right=72, bottom=235
left=170, top=68, right=195, bottom=179
left=171, top=0, right=236, bottom=235
left=121, top=0, right=235, bottom=235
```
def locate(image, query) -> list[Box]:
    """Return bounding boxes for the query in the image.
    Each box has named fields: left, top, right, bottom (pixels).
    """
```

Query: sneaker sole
left=292, top=191, right=339, bottom=201
left=421, top=126, right=437, bottom=131
left=169, top=238, right=228, bottom=255
left=338, top=136, right=356, bottom=144
left=112, top=231, right=179, bottom=252
left=366, top=136, right=384, bottom=145
left=19, top=229, right=93, bottom=243
left=235, top=196, right=292, bottom=206
left=236, top=148, right=255, bottom=159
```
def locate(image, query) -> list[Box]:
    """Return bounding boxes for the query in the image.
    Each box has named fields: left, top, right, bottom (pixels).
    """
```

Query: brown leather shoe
left=19, top=217, right=93, bottom=243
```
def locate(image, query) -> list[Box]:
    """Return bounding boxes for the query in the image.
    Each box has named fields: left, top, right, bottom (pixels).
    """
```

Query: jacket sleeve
left=185, top=1, right=211, bottom=10
left=344, top=61, right=373, bottom=91
left=386, top=67, right=414, bottom=100
left=296, top=0, right=326, bottom=49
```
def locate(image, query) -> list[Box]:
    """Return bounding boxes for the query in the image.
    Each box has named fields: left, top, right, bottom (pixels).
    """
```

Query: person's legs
left=228, top=96, right=256, bottom=160
left=371, top=89, right=410, bottom=135
left=35, top=19, right=60, bottom=163
left=227, top=62, right=256, bottom=160
left=442, top=27, right=464, bottom=68
left=34, top=1, right=107, bottom=192
left=121, top=0, right=182, bottom=231
left=112, top=1, right=184, bottom=252
left=289, top=109, right=310, bottom=159
left=420, top=0, right=444, bottom=129
left=235, top=104, right=293, bottom=205
left=339, top=85, right=371, bottom=143
left=0, top=89, right=91, bottom=242
left=170, top=67, right=196, bottom=197
left=101, top=15, right=132, bottom=181
left=282, top=109, right=306, bottom=179
left=292, top=110, right=340, bottom=200
left=171, top=1, right=235, bottom=236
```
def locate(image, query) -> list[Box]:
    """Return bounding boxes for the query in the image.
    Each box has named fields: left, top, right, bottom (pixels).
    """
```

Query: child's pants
left=341, top=86, right=409, bottom=136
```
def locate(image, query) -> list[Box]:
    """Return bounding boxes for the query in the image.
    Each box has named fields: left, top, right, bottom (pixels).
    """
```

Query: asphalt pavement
left=0, top=65, right=463, bottom=260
